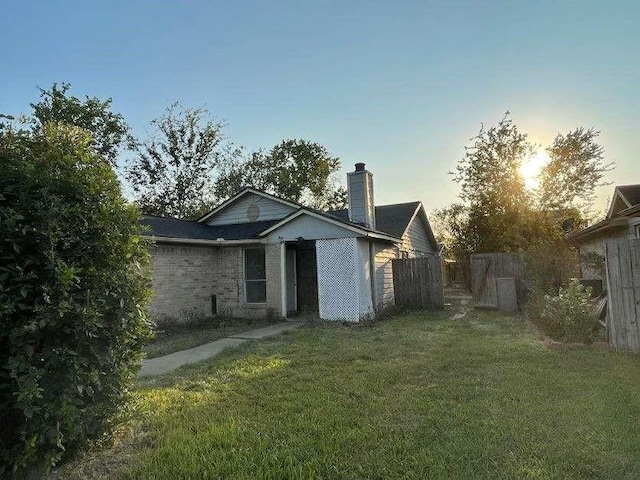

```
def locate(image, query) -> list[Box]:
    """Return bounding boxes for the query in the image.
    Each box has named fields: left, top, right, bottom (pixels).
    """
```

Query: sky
left=2, top=0, right=639, bottom=217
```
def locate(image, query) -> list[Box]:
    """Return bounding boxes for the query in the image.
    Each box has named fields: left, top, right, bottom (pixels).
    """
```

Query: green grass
left=60, top=310, right=640, bottom=479
left=144, top=318, right=277, bottom=358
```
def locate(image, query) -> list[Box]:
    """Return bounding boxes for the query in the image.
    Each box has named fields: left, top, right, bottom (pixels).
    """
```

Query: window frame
left=243, top=247, right=267, bottom=304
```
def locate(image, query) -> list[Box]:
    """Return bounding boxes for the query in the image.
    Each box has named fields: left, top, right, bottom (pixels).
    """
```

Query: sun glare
left=520, top=149, right=550, bottom=190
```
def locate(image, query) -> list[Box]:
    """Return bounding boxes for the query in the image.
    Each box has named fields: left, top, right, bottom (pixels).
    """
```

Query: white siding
left=206, top=193, right=297, bottom=225
left=373, top=242, right=397, bottom=308
left=401, top=215, right=434, bottom=257
left=316, top=238, right=373, bottom=322
left=266, top=214, right=360, bottom=242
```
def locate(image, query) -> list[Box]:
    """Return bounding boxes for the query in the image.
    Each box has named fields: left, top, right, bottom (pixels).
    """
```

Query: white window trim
left=243, top=247, right=267, bottom=305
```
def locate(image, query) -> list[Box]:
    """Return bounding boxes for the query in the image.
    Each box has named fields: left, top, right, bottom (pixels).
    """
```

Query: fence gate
left=471, top=253, right=523, bottom=308
left=605, top=239, right=640, bottom=353
left=392, top=256, right=444, bottom=309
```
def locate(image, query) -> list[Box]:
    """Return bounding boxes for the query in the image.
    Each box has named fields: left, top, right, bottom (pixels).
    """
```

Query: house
left=141, top=163, right=439, bottom=322
left=569, top=184, right=640, bottom=281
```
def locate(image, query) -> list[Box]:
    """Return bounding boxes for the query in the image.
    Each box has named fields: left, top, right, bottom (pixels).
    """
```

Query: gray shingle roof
left=618, top=185, right=640, bottom=207
left=327, top=201, right=421, bottom=238
left=141, top=197, right=421, bottom=243
left=140, top=216, right=279, bottom=241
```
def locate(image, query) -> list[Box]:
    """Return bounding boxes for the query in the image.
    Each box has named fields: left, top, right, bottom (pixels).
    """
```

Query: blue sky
left=2, top=1, right=639, bottom=215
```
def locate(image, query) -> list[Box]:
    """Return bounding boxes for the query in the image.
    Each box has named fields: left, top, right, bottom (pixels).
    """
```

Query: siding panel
left=206, top=193, right=297, bottom=225
left=401, top=216, right=434, bottom=256
left=374, top=243, right=397, bottom=308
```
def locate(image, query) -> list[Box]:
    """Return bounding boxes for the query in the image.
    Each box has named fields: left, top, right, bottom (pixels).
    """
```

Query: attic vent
left=247, top=204, right=260, bottom=222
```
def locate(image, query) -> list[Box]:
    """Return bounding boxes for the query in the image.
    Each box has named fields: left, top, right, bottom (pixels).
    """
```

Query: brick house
left=142, top=163, right=439, bottom=322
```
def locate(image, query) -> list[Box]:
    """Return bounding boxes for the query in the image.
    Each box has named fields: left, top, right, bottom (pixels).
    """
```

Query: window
left=244, top=248, right=266, bottom=303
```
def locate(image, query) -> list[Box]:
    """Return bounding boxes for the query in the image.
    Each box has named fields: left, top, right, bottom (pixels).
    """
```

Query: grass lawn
left=144, top=317, right=278, bottom=358
left=60, top=309, right=640, bottom=479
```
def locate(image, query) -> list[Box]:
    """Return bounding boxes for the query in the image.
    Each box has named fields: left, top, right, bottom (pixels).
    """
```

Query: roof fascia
left=143, top=235, right=266, bottom=246
left=196, top=188, right=300, bottom=223
left=568, top=217, right=630, bottom=243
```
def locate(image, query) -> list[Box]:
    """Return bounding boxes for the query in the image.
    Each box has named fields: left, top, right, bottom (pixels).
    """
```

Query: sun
left=520, top=149, right=551, bottom=190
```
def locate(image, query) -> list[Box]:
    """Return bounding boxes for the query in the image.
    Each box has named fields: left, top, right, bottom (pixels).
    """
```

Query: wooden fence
left=392, top=256, right=444, bottom=309
left=605, top=238, right=640, bottom=353
left=470, top=253, right=524, bottom=308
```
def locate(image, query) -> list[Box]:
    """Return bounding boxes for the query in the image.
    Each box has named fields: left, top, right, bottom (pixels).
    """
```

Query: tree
left=452, top=113, right=534, bottom=253
left=450, top=113, right=611, bottom=254
left=215, top=139, right=348, bottom=210
left=538, top=127, right=613, bottom=214
left=127, top=103, right=237, bottom=219
left=30, top=83, right=129, bottom=166
left=0, top=120, right=151, bottom=475
left=431, top=203, right=471, bottom=259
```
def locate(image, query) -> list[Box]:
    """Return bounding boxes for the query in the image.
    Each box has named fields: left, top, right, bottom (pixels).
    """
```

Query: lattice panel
left=317, top=238, right=373, bottom=322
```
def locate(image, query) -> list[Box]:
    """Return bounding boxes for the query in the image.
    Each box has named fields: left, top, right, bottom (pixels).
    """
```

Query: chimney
left=347, top=163, right=376, bottom=229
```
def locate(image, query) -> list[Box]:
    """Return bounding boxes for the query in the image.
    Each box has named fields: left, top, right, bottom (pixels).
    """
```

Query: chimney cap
left=354, top=162, right=366, bottom=172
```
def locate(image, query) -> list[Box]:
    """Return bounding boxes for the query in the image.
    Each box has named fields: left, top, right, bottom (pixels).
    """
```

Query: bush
left=522, top=237, right=580, bottom=323
left=537, top=279, right=598, bottom=343
left=0, top=122, right=152, bottom=475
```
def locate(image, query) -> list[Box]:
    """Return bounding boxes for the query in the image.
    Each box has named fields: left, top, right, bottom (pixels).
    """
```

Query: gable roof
left=144, top=187, right=436, bottom=246
left=607, top=184, right=640, bottom=219
left=258, top=208, right=401, bottom=242
left=141, top=215, right=277, bottom=242
left=328, top=201, right=421, bottom=239
left=196, top=187, right=299, bottom=224
left=569, top=184, right=640, bottom=244
left=618, top=185, right=640, bottom=207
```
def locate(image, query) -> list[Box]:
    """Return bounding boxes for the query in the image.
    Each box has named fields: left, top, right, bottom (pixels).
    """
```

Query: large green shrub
left=522, top=237, right=580, bottom=321
left=538, top=279, right=598, bottom=343
left=0, top=122, right=152, bottom=475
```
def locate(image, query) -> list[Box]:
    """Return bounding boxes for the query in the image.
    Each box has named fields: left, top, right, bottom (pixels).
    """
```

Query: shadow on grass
left=55, top=310, right=640, bottom=479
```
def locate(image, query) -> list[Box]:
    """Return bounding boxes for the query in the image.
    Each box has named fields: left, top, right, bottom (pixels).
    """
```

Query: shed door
left=296, top=244, right=318, bottom=312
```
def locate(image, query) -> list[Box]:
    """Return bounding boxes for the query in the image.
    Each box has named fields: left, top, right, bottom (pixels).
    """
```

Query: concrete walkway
left=139, top=321, right=306, bottom=377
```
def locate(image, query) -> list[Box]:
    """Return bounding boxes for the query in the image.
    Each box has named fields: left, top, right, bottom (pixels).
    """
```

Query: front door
left=296, top=243, right=318, bottom=312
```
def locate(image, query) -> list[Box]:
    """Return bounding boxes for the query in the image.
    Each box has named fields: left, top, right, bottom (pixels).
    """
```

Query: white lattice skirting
left=316, top=238, right=373, bottom=322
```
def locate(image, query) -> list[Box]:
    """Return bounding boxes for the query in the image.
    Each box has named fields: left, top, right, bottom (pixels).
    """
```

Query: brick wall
left=148, top=244, right=217, bottom=322
left=148, top=242, right=283, bottom=323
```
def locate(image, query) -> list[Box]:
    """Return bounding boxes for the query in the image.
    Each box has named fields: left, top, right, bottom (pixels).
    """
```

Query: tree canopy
left=127, top=103, right=238, bottom=219
left=215, top=139, right=348, bottom=211
left=30, top=83, right=129, bottom=166
left=438, top=112, right=612, bottom=256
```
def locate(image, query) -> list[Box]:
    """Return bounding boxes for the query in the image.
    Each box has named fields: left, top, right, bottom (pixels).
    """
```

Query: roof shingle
left=327, top=202, right=420, bottom=238
left=140, top=216, right=279, bottom=241
left=618, top=185, right=640, bottom=207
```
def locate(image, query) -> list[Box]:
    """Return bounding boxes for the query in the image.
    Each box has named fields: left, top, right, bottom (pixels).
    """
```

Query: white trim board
left=143, top=235, right=266, bottom=246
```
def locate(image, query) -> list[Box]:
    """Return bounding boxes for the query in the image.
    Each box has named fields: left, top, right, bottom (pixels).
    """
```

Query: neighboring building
left=142, top=163, right=439, bottom=323
left=569, top=184, right=640, bottom=280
